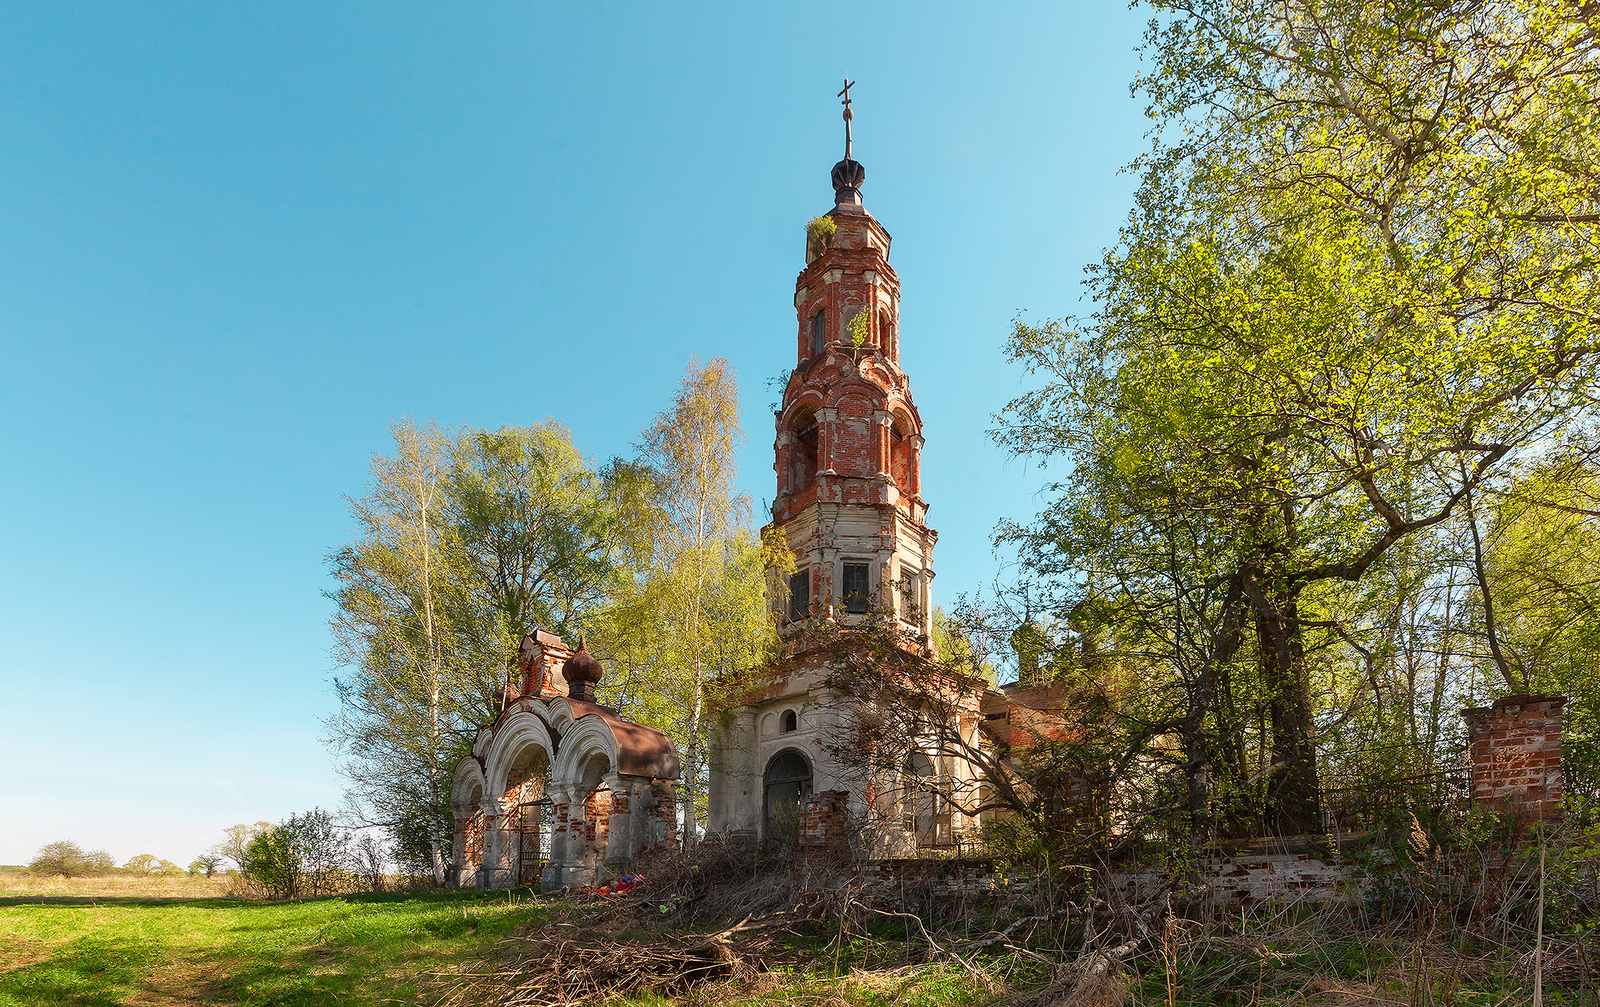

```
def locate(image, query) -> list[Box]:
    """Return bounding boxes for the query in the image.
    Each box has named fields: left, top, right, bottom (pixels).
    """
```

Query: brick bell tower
left=771, top=83, right=936, bottom=638
left=707, top=84, right=937, bottom=846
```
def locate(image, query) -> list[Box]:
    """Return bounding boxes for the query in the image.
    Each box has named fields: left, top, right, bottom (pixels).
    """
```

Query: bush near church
left=241, top=808, right=359, bottom=899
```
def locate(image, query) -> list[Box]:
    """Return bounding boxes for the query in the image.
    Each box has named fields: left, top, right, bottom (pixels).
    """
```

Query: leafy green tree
left=212, top=822, right=272, bottom=872
left=122, top=854, right=159, bottom=874
left=81, top=849, right=114, bottom=874
left=998, top=0, right=1600, bottom=839
left=241, top=828, right=298, bottom=899
left=327, top=420, right=645, bottom=877
left=27, top=840, right=109, bottom=878
left=327, top=419, right=483, bottom=882
left=188, top=852, right=224, bottom=877
left=241, top=809, right=352, bottom=899
left=592, top=359, right=784, bottom=846
left=1480, top=457, right=1600, bottom=797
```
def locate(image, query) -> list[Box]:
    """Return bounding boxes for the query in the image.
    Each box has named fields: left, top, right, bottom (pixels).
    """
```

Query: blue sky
left=0, top=2, right=1148, bottom=865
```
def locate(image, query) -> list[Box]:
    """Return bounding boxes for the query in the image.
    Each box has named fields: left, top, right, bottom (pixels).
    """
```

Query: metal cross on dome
left=838, top=78, right=856, bottom=160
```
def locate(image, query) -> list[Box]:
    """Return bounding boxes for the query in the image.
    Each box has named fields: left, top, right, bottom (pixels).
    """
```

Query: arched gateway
left=451, top=631, right=679, bottom=892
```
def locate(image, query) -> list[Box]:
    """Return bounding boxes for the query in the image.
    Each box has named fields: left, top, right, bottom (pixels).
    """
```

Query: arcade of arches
left=450, top=632, right=679, bottom=892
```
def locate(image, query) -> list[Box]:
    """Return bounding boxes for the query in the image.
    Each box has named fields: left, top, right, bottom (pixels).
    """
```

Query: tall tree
left=327, top=419, right=468, bottom=883
left=327, top=420, right=646, bottom=876
left=998, top=0, right=1600, bottom=837
left=593, top=359, right=781, bottom=847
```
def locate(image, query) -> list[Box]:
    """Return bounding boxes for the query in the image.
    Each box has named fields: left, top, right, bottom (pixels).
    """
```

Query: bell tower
left=706, top=86, right=940, bottom=849
left=771, top=82, right=936, bottom=639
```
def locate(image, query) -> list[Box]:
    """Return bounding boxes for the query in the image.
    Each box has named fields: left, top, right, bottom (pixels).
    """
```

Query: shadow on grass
left=0, top=888, right=507, bottom=908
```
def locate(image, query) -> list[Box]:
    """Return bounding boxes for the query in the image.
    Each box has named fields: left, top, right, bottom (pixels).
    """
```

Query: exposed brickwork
left=799, top=789, right=851, bottom=852
left=497, top=630, right=576, bottom=707
left=583, top=788, right=613, bottom=847
left=771, top=199, right=936, bottom=640
left=853, top=857, right=996, bottom=897
left=1115, top=853, right=1366, bottom=908
left=460, top=811, right=485, bottom=886
left=651, top=781, right=679, bottom=852
left=1462, top=694, right=1565, bottom=821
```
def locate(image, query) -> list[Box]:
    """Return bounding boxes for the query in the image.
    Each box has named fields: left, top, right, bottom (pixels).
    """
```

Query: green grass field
left=0, top=881, right=548, bottom=1006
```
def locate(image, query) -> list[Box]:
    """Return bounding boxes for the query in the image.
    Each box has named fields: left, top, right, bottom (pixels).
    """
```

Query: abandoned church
left=447, top=96, right=1569, bottom=897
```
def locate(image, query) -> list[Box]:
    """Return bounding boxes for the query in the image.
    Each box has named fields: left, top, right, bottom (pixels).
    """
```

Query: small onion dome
left=563, top=637, right=603, bottom=702
left=832, top=158, right=865, bottom=206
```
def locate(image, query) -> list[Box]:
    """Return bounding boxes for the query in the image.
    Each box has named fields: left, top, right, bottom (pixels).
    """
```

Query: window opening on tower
left=788, top=569, right=810, bottom=622
left=890, top=418, right=912, bottom=496
left=809, top=309, right=827, bottom=357
left=792, top=411, right=819, bottom=491
left=843, top=562, right=870, bottom=614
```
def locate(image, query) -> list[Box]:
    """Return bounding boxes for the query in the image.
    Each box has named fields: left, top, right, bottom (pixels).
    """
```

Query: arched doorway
left=503, top=745, right=549, bottom=886
left=763, top=750, right=813, bottom=842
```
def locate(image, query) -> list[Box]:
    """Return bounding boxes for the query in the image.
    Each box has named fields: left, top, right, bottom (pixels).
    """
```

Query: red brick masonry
left=1461, top=694, right=1565, bottom=821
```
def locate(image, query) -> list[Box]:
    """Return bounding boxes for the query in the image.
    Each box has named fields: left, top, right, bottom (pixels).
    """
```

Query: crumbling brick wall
left=583, top=788, right=613, bottom=847
left=799, top=789, right=851, bottom=853
left=1462, top=694, right=1565, bottom=821
left=648, top=781, right=678, bottom=853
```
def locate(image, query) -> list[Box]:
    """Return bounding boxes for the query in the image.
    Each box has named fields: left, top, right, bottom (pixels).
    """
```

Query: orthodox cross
left=838, top=78, right=856, bottom=159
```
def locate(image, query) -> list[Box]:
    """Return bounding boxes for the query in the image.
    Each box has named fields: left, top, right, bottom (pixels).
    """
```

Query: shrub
left=805, top=215, right=836, bottom=262
left=28, top=840, right=114, bottom=878
left=241, top=808, right=355, bottom=899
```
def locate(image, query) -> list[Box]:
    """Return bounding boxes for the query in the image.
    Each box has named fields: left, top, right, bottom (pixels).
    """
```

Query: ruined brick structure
left=450, top=632, right=679, bottom=892
left=706, top=98, right=989, bottom=855
left=1462, top=694, right=1565, bottom=822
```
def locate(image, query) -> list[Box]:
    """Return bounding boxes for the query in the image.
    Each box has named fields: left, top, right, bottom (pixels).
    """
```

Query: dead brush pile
left=426, top=840, right=1061, bottom=1006
left=427, top=841, right=808, bottom=1006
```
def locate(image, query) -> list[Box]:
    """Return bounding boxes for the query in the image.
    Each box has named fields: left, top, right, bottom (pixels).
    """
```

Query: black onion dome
left=562, top=638, right=603, bottom=686
left=832, top=157, right=865, bottom=198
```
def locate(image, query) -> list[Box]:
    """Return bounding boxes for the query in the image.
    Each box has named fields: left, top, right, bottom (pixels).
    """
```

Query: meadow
left=0, top=870, right=547, bottom=1006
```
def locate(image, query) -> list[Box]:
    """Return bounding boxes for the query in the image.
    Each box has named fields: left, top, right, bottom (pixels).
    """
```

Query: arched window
left=763, top=750, right=813, bottom=838
left=881, top=310, right=897, bottom=358
left=890, top=416, right=913, bottom=497
left=791, top=408, right=818, bottom=492
left=902, top=752, right=939, bottom=847
left=809, top=309, right=827, bottom=356
left=781, top=709, right=798, bottom=733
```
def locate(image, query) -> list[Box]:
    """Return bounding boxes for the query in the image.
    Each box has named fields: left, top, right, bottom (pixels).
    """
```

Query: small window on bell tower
left=843, top=563, right=870, bottom=614
left=788, top=569, right=811, bottom=622
left=810, top=309, right=826, bottom=356
left=793, top=411, right=818, bottom=491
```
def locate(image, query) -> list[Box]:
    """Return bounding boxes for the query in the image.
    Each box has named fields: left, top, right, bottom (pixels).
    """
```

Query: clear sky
left=0, top=2, right=1148, bottom=866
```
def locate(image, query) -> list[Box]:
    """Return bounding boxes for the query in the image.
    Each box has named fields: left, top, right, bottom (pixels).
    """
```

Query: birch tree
left=326, top=419, right=469, bottom=883
left=593, top=359, right=782, bottom=847
left=327, top=420, right=648, bottom=874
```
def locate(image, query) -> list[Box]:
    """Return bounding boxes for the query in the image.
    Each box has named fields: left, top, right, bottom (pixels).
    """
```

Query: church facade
left=451, top=92, right=997, bottom=889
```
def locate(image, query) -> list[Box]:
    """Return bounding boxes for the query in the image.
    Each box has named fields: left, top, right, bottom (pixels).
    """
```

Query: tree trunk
left=1253, top=590, right=1322, bottom=836
left=1182, top=575, right=1249, bottom=849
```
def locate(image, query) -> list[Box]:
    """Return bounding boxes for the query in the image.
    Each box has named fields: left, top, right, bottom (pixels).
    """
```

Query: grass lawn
left=0, top=875, right=549, bottom=1006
